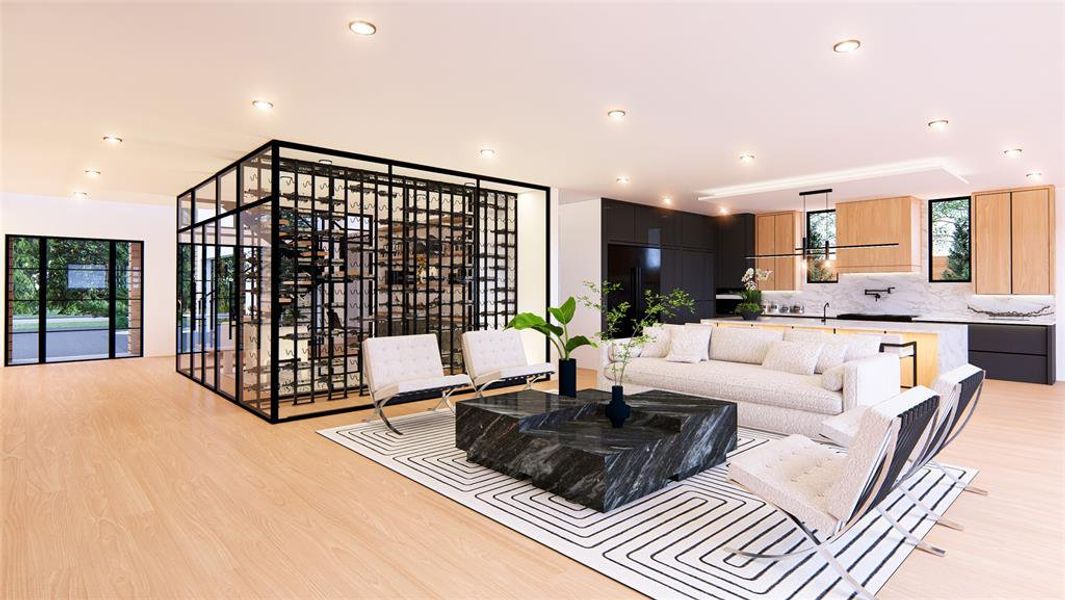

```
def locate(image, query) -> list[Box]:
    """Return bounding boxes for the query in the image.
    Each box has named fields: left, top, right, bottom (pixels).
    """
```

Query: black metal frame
left=804, top=208, right=838, bottom=284
left=927, top=196, right=972, bottom=283
left=879, top=340, right=918, bottom=388
left=4, top=233, right=144, bottom=366
left=176, top=140, right=551, bottom=424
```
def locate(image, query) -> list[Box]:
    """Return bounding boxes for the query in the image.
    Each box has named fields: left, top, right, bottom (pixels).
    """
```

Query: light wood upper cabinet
left=754, top=211, right=800, bottom=291
left=972, top=192, right=1012, bottom=294
left=835, top=196, right=921, bottom=274
left=973, top=185, right=1055, bottom=295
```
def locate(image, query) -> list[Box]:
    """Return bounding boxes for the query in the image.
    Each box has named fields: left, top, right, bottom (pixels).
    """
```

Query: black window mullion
left=107, top=241, right=116, bottom=358
left=38, top=237, right=46, bottom=363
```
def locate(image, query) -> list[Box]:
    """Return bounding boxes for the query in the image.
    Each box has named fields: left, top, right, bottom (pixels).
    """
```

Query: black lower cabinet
left=967, top=324, right=1056, bottom=384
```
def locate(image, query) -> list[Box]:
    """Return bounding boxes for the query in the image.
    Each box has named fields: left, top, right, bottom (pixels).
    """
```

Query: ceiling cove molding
left=697, top=159, right=970, bottom=200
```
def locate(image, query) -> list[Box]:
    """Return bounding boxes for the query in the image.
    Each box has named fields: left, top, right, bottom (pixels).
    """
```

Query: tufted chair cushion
left=824, top=386, right=938, bottom=523
left=461, top=329, right=530, bottom=380
left=363, top=334, right=445, bottom=393
left=728, top=434, right=847, bottom=534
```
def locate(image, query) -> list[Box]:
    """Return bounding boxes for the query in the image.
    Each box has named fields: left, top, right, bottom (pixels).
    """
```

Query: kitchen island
left=701, top=316, right=969, bottom=386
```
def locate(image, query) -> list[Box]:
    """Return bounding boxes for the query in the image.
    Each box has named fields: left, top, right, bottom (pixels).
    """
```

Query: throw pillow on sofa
left=683, top=323, right=714, bottom=361
left=710, top=326, right=784, bottom=364
left=640, top=326, right=671, bottom=358
left=761, top=340, right=824, bottom=375
left=842, top=333, right=883, bottom=361
left=821, top=364, right=845, bottom=391
left=666, top=326, right=712, bottom=363
left=783, top=330, right=856, bottom=373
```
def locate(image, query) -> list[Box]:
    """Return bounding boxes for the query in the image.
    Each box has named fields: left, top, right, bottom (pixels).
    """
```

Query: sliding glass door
left=4, top=235, right=143, bottom=365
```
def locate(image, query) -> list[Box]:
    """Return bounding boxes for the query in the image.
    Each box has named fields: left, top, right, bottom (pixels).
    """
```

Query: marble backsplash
left=761, top=272, right=1055, bottom=324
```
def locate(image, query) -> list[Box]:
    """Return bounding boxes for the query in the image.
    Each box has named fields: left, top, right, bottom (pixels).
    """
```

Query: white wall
left=0, top=193, right=175, bottom=359
left=557, top=193, right=602, bottom=367
left=517, top=190, right=550, bottom=362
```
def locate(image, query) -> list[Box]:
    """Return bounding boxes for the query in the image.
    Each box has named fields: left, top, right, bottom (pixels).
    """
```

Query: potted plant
left=579, top=281, right=694, bottom=427
left=507, top=297, right=594, bottom=397
left=735, top=268, right=771, bottom=321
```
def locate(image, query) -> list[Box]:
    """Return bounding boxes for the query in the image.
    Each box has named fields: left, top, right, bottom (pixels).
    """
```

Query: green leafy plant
left=578, top=280, right=695, bottom=385
left=507, top=297, right=595, bottom=360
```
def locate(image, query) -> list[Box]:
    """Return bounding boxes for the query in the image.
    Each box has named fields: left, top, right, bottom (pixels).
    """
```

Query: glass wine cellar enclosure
left=176, top=140, right=550, bottom=423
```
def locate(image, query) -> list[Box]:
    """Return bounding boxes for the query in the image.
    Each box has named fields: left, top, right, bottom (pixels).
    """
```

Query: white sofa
left=599, top=324, right=901, bottom=437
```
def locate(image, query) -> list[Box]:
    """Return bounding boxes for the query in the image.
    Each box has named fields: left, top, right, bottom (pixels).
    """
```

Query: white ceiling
left=2, top=2, right=1062, bottom=215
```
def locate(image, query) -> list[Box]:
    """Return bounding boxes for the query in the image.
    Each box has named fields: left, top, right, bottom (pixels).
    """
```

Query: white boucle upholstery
left=729, top=435, right=847, bottom=533
left=825, top=387, right=937, bottom=521
left=821, top=365, right=845, bottom=392
left=640, top=326, right=671, bottom=358
left=731, top=387, right=937, bottom=536
left=375, top=374, right=476, bottom=403
left=461, top=329, right=551, bottom=386
left=784, top=329, right=878, bottom=373
left=710, top=327, right=784, bottom=364
left=762, top=340, right=824, bottom=375
left=599, top=326, right=902, bottom=436
left=363, top=334, right=472, bottom=402
left=683, top=323, right=715, bottom=361
left=666, top=327, right=711, bottom=363
left=822, top=364, right=979, bottom=449
left=614, top=357, right=843, bottom=414
left=841, top=354, right=900, bottom=411
left=840, top=333, right=884, bottom=362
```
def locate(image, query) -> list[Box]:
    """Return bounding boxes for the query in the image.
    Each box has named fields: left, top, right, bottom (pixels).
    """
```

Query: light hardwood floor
left=2, top=357, right=1063, bottom=599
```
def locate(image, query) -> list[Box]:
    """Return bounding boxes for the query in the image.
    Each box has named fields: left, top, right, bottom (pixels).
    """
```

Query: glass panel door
left=5, top=236, right=42, bottom=365
left=191, top=226, right=206, bottom=381
left=216, top=217, right=238, bottom=399
left=44, top=237, right=111, bottom=362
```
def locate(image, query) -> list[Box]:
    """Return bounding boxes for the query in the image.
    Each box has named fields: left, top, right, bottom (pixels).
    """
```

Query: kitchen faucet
left=822, top=302, right=830, bottom=324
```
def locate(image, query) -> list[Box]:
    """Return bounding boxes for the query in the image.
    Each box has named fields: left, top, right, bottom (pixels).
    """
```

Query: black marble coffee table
left=455, top=389, right=737, bottom=512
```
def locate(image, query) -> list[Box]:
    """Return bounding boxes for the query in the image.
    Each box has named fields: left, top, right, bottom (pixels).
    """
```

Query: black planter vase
left=558, top=358, right=577, bottom=398
left=605, top=385, right=631, bottom=428
left=739, top=309, right=762, bottom=321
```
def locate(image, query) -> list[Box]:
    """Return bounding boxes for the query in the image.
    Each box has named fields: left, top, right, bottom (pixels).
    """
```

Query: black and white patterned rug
left=319, top=410, right=976, bottom=599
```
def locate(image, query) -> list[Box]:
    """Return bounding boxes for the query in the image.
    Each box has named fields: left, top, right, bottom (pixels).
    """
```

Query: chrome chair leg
left=875, top=507, right=945, bottom=557
left=364, top=395, right=402, bottom=435
left=726, top=528, right=876, bottom=600
left=931, top=460, right=988, bottom=496
left=900, top=487, right=964, bottom=530
left=431, top=388, right=458, bottom=413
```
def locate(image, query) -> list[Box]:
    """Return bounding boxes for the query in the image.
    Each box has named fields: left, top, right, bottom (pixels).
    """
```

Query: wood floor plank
left=2, top=358, right=1063, bottom=599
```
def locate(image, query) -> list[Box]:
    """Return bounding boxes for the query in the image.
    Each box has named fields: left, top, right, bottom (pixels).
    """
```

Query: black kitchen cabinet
left=661, top=248, right=714, bottom=323
left=602, top=199, right=636, bottom=243
left=967, top=323, right=1056, bottom=384
left=713, top=213, right=755, bottom=290
left=682, top=212, right=715, bottom=250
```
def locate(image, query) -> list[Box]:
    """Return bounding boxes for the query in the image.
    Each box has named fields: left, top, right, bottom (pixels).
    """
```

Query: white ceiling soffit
left=697, top=157, right=968, bottom=200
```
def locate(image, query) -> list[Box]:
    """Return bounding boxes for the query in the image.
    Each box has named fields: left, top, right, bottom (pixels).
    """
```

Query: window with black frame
left=806, top=209, right=838, bottom=283
left=4, top=235, right=143, bottom=365
left=929, top=197, right=971, bottom=282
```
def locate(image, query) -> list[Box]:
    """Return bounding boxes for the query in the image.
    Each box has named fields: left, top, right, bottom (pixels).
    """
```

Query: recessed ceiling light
left=719, top=206, right=730, bottom=215
left=479, top=147, right=496, bottom=158
left=1026, top=171, right=1043, bottom=181
left=1003, top=148, right=1023, bottom=158
left=318, top=159, right=333, bottom=165
left=739, top=153, right=755, bottom=163
left=252, top=99, right=274, bottom=111
left=348, top=20, right=377, bottom=36
left=607, top=109, right=627, bottom=120
left=662, top=196, right=672, bottom=205
left=102, top=135, right=122, bottom=144
left=927, top=119, right=949, bottom=130
left=72, top=191, right=89, bottom=200
left=84, top=169, right=101, bottom=177
left=833, top=39, right=861, bottom=53
left=616, top=176, right=630, bottom=184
